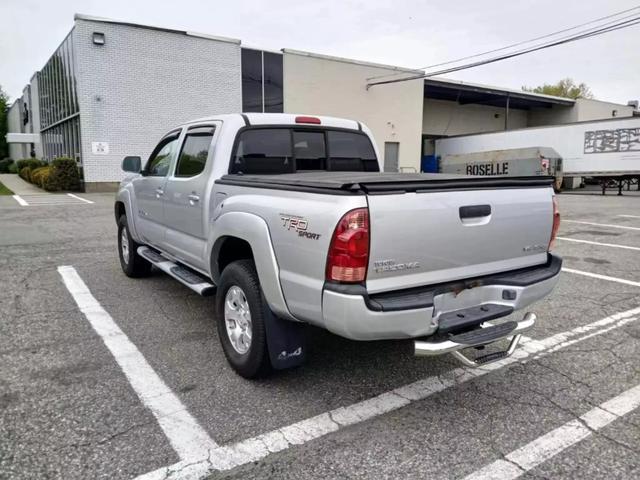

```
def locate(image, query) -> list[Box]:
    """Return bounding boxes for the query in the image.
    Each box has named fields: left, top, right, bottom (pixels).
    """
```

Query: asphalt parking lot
left=1, top=189, right=639, bottom=480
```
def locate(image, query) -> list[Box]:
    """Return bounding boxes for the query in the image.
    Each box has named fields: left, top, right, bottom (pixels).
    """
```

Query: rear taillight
left=326, top=208, right=369, bottom=283
left=549, top=196, right=560, bottom=250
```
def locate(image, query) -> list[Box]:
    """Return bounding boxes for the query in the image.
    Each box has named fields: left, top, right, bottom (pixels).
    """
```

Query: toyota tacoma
left=115, top=113, right=562, bottom=378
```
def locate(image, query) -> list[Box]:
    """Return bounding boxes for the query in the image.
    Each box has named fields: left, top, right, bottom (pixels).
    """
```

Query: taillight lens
left=326, top=208, right=370, bottom=283
left=549, top=196, right=561, bottom=250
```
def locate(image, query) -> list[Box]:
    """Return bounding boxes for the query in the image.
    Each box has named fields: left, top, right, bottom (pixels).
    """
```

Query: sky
left=1, top=0, right=639, bottom=104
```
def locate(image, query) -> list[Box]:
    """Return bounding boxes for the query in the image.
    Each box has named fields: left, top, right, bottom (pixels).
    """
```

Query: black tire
left=117, top=214, right=152, bottom=278
left=216, top=259, right=271, bottom=378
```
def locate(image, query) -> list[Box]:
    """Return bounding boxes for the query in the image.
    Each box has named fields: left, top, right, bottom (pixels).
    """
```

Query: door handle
left=155, top=188, right=164, bottom=198
left=188, top=194, right=200, bottom=205
left=459, top=204, right=491, bottom=219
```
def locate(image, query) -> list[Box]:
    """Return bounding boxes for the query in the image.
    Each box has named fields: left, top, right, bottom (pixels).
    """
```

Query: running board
left=137, top=246, right=216, bottom=296
left=414, top=312, right=536, bottom=368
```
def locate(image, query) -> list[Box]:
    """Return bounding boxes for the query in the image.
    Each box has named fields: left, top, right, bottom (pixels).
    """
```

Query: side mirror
left=122, top=156, right=141, bottom=173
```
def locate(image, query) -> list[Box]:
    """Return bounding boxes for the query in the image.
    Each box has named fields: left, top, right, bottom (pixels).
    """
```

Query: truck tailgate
left=366, top=187, right=553, bottom=294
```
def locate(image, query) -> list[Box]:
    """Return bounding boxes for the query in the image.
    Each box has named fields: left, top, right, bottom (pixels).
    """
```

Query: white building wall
left=422, top=98, right=528, bottom=136
left=72, top=18, right=242, bottom=187
left=6, top=101, right=24, bottom=160
left=528, top=99, right=634, bottom=127
left=282, top=50, right=424, bottom=172
left=573, top=98, right=635, bottom=122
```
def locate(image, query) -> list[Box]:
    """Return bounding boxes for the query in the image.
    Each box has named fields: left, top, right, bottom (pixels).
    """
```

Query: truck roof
left=183, top=113, right=362, bottom=130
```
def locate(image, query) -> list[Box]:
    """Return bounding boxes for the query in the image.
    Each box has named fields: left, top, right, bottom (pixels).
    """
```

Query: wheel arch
left=114, top=188, right=142, bottom=242
left=209, top=212, right=296, bottom=322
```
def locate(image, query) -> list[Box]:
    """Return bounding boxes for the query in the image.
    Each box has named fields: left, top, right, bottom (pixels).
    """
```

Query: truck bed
left=217, top=172, right=554, bottom=194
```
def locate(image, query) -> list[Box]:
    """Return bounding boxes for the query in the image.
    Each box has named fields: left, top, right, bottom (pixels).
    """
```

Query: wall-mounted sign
left=91, top=142, right=110, bottom=155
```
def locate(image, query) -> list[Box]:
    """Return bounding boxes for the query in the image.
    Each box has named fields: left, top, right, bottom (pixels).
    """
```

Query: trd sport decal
left=280, top=214, right=322, bottom=240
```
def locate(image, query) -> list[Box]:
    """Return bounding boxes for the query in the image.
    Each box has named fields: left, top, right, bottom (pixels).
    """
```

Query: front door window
left=146, top=135, right=179, bottom=176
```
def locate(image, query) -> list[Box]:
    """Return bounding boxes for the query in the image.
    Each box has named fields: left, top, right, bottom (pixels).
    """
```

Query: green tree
left=522, top=78, right=594, bottom=100
left=0, top=85, right=9, bottom=158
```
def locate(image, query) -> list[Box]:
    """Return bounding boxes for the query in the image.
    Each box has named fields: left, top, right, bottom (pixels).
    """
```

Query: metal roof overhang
left=424, top=79, right=575, bottom=110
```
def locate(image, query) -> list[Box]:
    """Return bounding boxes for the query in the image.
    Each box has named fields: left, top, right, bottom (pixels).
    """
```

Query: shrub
left=8, top=162, right=18, bottom=174
left=16, top=158, right=44, bottom=171
left=31, top=166, right=52, bottom=188
left=0, top=158, right=14, bottom=173
left=48, top=157, right=80, bottom=191
left=19, top=166, right=32, bottom=182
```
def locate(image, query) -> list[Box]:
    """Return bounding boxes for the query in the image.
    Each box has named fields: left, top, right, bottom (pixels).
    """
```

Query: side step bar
left=414, top=312, right=536, bottom=368
left=137, top=246, right=216, bottom=296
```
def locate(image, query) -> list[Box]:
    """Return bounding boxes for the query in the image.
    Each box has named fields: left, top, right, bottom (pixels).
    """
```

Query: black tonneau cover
left=217, top=172, right=554, bottom=195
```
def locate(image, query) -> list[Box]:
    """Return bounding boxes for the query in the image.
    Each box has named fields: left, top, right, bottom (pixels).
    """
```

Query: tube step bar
left=137, top=246, right=216, bottom=296
left=414, top=312, right=536, bottom=368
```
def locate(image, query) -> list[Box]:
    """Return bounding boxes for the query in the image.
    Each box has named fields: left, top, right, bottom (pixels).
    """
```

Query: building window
left=263, top=52, right=283, bottom=113
left=241, top=48, right=283, bottom=113
left=38, top=32, right=81, bottom=166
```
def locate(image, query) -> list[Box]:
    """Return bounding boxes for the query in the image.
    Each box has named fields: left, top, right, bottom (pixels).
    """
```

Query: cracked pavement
left=0, top=192, right=639, bottom=479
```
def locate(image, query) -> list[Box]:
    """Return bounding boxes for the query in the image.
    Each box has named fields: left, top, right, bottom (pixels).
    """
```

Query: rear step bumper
left=414, top=312, right=536, bottom=367
left=138, top=246, right=216, bottom=296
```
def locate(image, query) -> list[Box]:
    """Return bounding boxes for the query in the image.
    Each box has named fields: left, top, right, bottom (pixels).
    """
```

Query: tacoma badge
left=373, top=259, right=420, bottom=273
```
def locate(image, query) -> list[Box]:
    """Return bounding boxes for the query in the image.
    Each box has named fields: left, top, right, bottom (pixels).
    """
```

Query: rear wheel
left=117, top=215, right=152, bottom=278
left=216, top=260, right=271, bottom=378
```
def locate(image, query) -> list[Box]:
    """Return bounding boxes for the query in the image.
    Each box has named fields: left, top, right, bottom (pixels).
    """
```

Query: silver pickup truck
left=115, top=113, right=562, bottom=378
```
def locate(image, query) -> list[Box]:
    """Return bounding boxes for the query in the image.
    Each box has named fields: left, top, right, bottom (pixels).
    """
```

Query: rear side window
left=327, top=131, right=378, bottom=172
left=231, top=129, right=293, bottom=174
left=175, top=126, right=215, bottom=177
left=231, top=128, right=379, bottom=174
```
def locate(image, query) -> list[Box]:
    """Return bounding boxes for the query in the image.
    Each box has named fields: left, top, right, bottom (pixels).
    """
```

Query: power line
left=366, top=5, right=640, bottom=82
left=424, top=16, right=640, bottom=78
left=367, top=14, right=640, bottom=88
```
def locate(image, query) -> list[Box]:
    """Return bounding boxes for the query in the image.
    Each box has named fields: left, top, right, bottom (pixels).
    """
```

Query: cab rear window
left=230, top=128, right=378, bottom=174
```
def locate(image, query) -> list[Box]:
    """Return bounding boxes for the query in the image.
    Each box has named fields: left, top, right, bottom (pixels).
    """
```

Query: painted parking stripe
left=134, top=306, right=640, bottom=480
left=564, top=220, right=640, bottom=231
left=57, top=266, right=218, bottom=461
left=618, top=214, right=640, bottom=219
left=67, top=193, right=94, bottom=204
left=557, top=236, right=640, bottom=251
left=462, top=383, right=640, bottom=480
left=12, top=195, right=28, bottom=206
left=562, top=268, right=640, bottom=288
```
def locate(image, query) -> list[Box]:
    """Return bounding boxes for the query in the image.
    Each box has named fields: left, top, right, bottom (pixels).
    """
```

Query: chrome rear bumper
left=414, top=312, right=536, bottom=367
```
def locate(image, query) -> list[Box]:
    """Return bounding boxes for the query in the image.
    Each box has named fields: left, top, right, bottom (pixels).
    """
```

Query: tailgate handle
left=459, top=204, right=491, bottom=219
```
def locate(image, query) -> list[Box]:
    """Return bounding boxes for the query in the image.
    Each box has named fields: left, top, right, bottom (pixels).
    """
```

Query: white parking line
left=67, top=193, right=94, bottom=204
left=564, top=220, right=640, bottom=231
left=12, top=194, right=28, bottom=206
left=557, top=237, right=640, bottom=251
left=562, top=268, right=640, bottom=288
left=462, top=383, right=640, bottom=480
left=57, top=266, right=218, bottom=461
left=134, top=306, right=640, bottom=480
left=618, top=214, right=640, bottom=219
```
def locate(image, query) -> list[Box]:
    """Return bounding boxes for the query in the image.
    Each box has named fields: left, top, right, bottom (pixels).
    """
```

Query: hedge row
left=0, top=158, right=14, bottom=173
left=18, top=157, right=81, bottom=191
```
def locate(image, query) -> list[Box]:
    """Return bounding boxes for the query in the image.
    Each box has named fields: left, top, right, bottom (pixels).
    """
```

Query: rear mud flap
left=264, top=307, right=306, bottom=370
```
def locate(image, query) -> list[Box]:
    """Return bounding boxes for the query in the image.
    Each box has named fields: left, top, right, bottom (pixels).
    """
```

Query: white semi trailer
left=435, top=117, right=640, bottom=194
